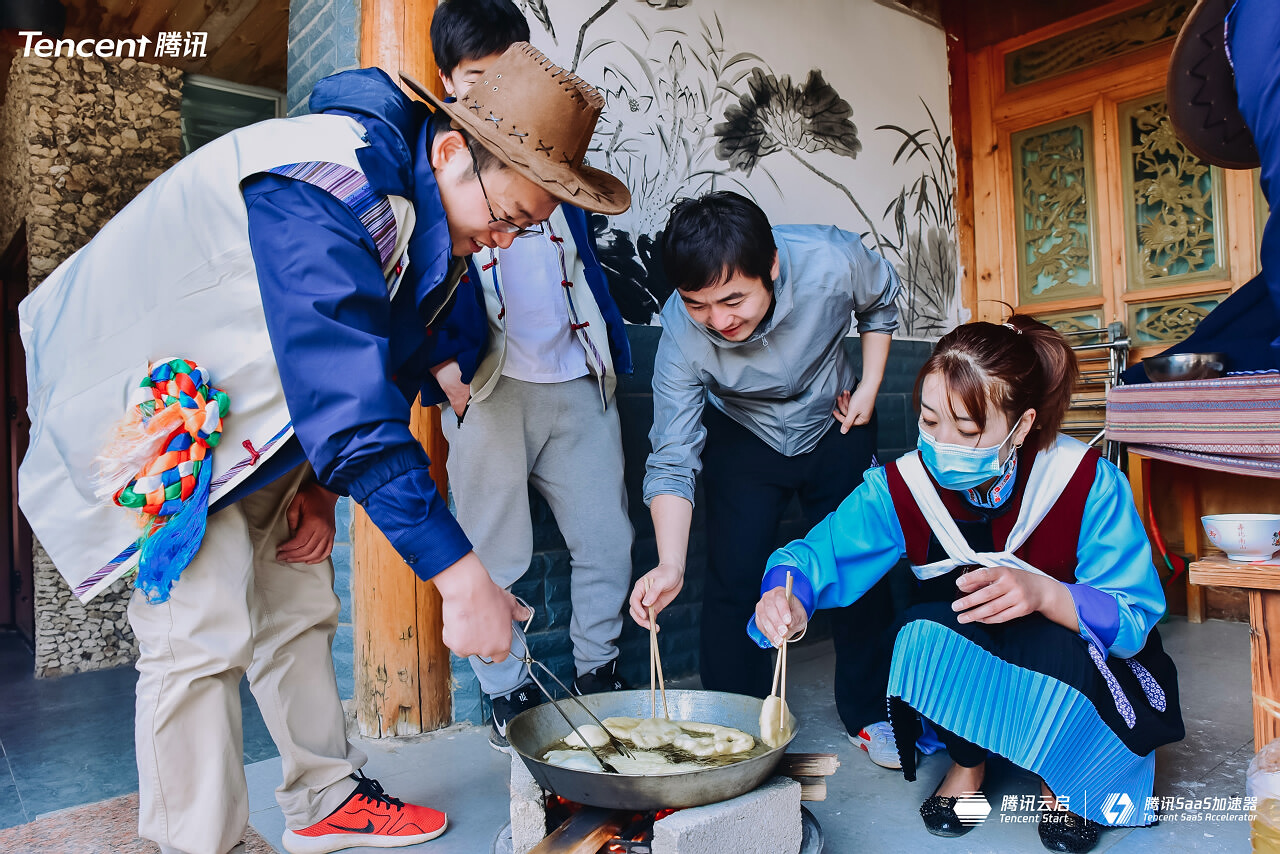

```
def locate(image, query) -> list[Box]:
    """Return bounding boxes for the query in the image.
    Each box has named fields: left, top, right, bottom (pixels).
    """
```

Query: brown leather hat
left=400, top=42, right=631, bottom=215
left=1166, top=0, right=1260, bottom=169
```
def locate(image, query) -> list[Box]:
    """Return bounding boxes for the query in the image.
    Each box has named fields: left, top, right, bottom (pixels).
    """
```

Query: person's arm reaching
left=243, top=174, right=527, bottom=658
left=633, top=329, right=707, bottom=627
left=753, top=466, right=905, bottom=644
left=630, top=494, right=693, bottom=628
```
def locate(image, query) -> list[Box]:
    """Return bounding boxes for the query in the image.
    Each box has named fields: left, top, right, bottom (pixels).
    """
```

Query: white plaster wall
left=517, top=0, right=962, bottom=335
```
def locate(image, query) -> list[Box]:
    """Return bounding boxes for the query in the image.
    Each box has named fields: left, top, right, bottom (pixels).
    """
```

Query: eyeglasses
left=466, top=141, right=544, bottom=238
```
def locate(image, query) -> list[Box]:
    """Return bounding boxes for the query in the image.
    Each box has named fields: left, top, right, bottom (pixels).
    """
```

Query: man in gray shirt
left=631, top=191, right=903, bottom=767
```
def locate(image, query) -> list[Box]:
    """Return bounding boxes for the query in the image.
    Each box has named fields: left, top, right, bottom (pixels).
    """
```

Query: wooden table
left=1127, top=450, right=1208, bottom=623
left=1188, top=555, right=1280, bottom=747
left=1128, top=448, right=1280, bottom=624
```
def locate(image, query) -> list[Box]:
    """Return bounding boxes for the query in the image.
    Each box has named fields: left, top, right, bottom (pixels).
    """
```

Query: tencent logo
left=1101, top=792, right=1135, bottom=825
left=954, top=791, right=993, bottom=826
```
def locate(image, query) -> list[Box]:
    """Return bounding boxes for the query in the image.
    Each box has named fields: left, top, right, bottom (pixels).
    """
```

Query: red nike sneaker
left=282, top=772, right=447, bottom=854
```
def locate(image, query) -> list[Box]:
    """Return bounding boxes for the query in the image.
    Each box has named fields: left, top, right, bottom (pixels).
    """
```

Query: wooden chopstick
left=770, top=635, right=785, bottom=697
left=779, top=572, right=794, bottom=742
left=648, top=605, right=669, bottom=719
left=649, top=607, right=657, bottom=719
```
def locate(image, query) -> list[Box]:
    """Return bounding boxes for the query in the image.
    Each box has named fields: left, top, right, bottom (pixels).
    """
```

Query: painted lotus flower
left=590, top=215, right=668, bottom=323
left=714, top=68, right=862, bottom=175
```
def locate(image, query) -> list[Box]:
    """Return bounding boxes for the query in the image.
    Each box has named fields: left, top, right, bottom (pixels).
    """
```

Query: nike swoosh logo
left=329, top=820, right=375, bottom=833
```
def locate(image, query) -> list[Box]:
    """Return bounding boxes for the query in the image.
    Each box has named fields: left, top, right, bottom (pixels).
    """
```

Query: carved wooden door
left=966, top=0, right=1268, bottom=361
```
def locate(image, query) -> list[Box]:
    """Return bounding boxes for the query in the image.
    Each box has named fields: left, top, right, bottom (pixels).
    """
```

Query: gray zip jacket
left=643, top=224, right=901, bottom=506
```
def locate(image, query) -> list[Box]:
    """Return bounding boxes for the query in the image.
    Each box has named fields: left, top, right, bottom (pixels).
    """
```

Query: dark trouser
left=699, top=404, right=895, bottom=732
left=935, top=725, right=987, bottom=768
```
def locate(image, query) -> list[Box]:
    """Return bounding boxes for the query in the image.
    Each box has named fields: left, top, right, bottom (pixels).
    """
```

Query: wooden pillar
left=941, top=3, right=977, bottom=322
left=352, top=0, right=453, bottom=737
left=1250, top=589, right=1280, bottom=749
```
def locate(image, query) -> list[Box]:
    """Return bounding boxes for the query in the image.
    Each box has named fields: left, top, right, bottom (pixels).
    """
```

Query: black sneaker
left=489, top=682, right=543, bottom=752
left=572, top=659, right=628, bottom=695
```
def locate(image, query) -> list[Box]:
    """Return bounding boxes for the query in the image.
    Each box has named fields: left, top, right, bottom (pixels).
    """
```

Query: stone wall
left=1, top=54, right=184, bottom=676
left=0, top=65, right=30, bottom=254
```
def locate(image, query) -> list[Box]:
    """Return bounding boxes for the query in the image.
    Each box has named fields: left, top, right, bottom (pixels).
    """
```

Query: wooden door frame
left=960, top=0, right=1264, bottom=351
left=1, top=226, right=33, bottom=643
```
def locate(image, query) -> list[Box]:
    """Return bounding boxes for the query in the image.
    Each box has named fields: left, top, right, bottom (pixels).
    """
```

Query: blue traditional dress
left=760, top=434, right=1184, bottom=827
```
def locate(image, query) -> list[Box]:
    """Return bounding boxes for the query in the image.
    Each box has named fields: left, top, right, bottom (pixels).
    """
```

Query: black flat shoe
left=920, top=790, right=986, bottom=838
left=1038, top=808, right=1101, bottom=853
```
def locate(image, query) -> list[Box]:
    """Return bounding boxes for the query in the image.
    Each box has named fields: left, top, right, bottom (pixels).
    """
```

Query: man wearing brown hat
left=1124, top=0, right=1279, bottom=381
left=18, top=45, right=628, bottom=854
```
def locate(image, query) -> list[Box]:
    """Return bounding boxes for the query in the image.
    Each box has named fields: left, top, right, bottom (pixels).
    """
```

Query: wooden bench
left=1188, top=555, right=1280, bottom=747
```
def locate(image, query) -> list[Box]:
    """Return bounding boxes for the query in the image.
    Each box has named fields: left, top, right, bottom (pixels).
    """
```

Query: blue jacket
left=239, top=67, right=481, bottom=579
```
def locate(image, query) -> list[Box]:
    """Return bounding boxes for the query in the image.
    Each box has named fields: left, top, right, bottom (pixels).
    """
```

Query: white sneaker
left=849, top=721, right=901, bottom=769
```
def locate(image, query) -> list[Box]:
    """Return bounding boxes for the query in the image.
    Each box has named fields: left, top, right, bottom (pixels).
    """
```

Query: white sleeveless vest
left=19, top=113, right=414, bottom=602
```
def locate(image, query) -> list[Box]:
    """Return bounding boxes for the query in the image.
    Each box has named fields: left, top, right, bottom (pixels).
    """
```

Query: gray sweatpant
left=441, top=375, right=633, bottom=698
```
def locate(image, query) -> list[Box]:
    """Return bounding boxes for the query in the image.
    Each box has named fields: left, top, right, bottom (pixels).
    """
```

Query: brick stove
left=493, top=757, right=824, bottom=854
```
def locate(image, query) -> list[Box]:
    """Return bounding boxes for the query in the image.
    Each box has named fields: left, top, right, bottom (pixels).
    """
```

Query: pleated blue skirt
left=886, top=602, right=1184, bottom=827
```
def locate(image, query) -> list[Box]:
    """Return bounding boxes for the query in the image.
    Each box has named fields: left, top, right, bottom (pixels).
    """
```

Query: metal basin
left=1142, top=352, right=1226, bottom=382
left=505, top=689, right=796, bottom=810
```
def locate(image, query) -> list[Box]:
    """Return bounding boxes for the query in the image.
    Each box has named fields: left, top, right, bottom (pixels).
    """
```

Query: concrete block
left=652, top=776, right=802, bottom=854
left=509, top=756, right=547, bottom=854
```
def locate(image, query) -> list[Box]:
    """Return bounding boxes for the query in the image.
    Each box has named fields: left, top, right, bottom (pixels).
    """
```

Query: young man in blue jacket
left=426, top=0, right=636, bottom=753
left=18, top=46, right=628, bottom=854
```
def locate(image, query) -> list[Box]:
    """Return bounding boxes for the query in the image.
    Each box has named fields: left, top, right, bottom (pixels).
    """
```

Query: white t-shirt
left=491, top=235, right=589, bottom=383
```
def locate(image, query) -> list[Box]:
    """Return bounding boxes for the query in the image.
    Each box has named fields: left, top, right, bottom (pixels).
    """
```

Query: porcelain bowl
left=1201, top=514, right=1280, bottom=562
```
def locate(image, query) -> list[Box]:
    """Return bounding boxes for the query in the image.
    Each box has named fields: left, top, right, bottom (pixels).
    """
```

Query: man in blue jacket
left=426, top=0, right=636, bottom=754
left=18, top=45, right=629, bottom=854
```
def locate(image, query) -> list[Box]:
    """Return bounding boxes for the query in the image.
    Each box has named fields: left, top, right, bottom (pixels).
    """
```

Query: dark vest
left=884, top=446, right=1102, bottom=585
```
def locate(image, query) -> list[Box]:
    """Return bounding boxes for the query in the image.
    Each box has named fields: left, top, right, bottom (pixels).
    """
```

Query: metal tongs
left=482, top=602, right=634, bottom=773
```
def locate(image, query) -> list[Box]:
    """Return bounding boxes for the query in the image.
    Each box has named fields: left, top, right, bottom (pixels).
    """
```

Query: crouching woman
left=752, top=316, right=1183, bottom=853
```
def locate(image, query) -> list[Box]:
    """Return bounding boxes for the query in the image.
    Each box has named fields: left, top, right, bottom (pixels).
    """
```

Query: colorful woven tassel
left=104, top=358, right=229, bottom=603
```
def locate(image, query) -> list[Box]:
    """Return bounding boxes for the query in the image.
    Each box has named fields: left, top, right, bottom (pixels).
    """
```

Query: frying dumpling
left=759, top=696, right=792, bottom=748
left=543, top=749, right=608, bottom=772
left=564, top=724, right=611, bottom=748
left=607, top=749, right=677, bottom=775
left=600, top=716, right=642, bottom=738
left=676, top=722, right=755, bottom=756
left=630, top=717, right=685, bottom=748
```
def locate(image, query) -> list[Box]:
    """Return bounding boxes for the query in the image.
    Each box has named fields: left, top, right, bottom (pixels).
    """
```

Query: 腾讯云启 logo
left=954, top=791, right=993, bottom=826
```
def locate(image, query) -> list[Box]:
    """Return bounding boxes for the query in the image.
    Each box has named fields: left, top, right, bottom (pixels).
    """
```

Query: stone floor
left=0, top=614, right=1256, bottom=853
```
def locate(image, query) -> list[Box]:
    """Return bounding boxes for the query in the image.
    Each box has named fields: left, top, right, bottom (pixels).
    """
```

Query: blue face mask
left=917, top=423, right=1019, bottom=491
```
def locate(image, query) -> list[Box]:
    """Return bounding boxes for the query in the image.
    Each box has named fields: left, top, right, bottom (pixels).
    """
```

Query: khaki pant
left=129, top=464, right=364, bottom=854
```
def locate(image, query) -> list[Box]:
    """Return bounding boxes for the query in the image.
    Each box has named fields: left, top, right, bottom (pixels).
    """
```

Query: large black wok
left=505, top=689, right=797, bottom=810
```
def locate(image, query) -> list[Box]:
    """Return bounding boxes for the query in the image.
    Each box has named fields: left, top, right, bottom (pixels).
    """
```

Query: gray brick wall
left=448, top=325, right=932, bottom=724
left=287, top=0, right=360, bottom=116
